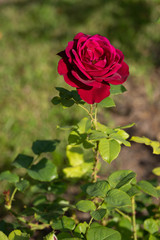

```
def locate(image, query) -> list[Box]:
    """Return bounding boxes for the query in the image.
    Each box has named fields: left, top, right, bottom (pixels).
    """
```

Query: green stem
left=92, top=142, right=99, bottom=182
left=78, top=104, right=95, bottom=125
left=131, top=196, right=137, bottom=240
left=115, top=208, right=131, bottom=222
left=92, top=104, right=99, bottom=182
left=6, top=188, right=18, bottom=210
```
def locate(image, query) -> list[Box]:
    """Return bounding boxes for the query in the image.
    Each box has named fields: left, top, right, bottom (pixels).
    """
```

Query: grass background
left=0, top=0, right=159, bottom=168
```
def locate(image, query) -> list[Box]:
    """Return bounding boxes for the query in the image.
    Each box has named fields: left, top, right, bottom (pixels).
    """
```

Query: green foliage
left=85, top=180, right=110, bottom=197
left=0, top=231, right=8, bottom=240
left=8, top=230, right=29, bottom=240
left=144, top=218, right=159, bottom=234
left=131, top=136, right=160, bottom=154
left=152, top=167, right=160, bottom=176
left=110, top=85, right=127, bottom=95
left=0, top=171, right=19, bottom=183
left=137, top=181, right=158, bottom=198
left=27, top=158, right=58, bottom=181
left=12, top=154, right=34, bottom=169
left=98, top=97, right=116, bottom=108
left=99, top=139, right=121, bottom=163
left=86, top=223, right=121, bottom=240
left=105, top=189, right=131, bottom=210
left=76, top=200, right=96, bottom=212
left=32, top=140, right=60, bottom=155
left=52, top=216, right=75, bottom=230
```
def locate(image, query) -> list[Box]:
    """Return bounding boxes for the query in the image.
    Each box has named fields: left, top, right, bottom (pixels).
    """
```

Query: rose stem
left=131, top=196, right=137, bottom=240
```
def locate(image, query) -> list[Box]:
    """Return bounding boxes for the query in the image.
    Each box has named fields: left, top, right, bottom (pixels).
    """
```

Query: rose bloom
left=58, top=33, right=129, bottom=104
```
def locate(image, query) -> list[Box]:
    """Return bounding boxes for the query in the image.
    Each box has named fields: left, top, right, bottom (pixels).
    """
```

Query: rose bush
left=58, top=33, right=129, bottom=104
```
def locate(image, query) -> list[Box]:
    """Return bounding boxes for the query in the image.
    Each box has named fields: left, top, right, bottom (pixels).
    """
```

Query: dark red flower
left=58, top=33, right=129, bottom=104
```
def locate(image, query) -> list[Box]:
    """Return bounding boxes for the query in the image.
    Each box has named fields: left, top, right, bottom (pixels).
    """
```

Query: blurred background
left=0, top=0, right=160, bottom=178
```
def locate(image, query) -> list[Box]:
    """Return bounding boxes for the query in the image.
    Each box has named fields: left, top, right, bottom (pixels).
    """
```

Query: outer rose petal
left=58, top=59, right=68, bottom=75
left=77, top=83, right=110, bottom=104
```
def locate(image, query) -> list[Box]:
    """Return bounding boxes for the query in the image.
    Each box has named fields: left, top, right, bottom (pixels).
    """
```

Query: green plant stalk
left=115, top=208, right=131, bottom=222
left=5, top=188, right=18, bottom=210
left=92, top=104, right=99, bottom=182
left=131, top=196, right=137, bottom=240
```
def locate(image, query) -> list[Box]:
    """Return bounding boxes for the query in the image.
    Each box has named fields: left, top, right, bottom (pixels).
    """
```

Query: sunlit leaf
left=0, top=231, right=8, bottom=240
left=152, top=167, right=160, bottom=176
left=99, top=139, right=121, bottom=163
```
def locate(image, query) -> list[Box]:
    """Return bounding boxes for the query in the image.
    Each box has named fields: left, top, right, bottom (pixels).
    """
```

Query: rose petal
left=77, top=83, right=110, bottom=104
left=65, top=41, right=74, bottom=63
left=105, top=62, right=129, bottom=85
left=71, top=70, right=102, bottom=87
left=58, top=59, right=68, bottom=75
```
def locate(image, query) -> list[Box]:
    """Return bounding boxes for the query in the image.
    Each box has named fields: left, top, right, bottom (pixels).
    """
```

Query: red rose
left=58, top=33, right=129, bottom=104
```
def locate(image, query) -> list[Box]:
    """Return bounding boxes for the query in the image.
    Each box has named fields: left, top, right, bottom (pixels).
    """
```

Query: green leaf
left=8, top=230, right=29, bottom=240
left=91, top=209, right=107, bottom=221
left=15, top=180, right=29, bottom=192
left=52, top=216, right=75, bottom=230
left=152, top=167, right=160, bottom=176
left=130, top=137, right=160, bottom=155
left=44, top=232, right=58, bottom=240
left=0, top=171, right=19, bottom=183
left=150, top=141, right=160, bottom=154
left=118, top=123, right=135, bottom=129
left=108, top=170, right=136, bottom=188
left=86, top=180, right=110, bottom=197
left=57, top=232, right=81, bottom=240
left=105, top=189, right=131, bottom=209
left=110, top=84, right=127, bottom=95
left=32, top=140, right=59, bottom=155
left=12, top=154, right=34, bottom=169
left=109, top=133, right=131, bottom=147
left=77, top=117, right=91, bottom=133
left=51, top=96, right=61, bottom=105
left=137, top=181, right=158, bottom=198
left=97, top=123, right=115, bottom=135
left=27, top=158, right=58, bottom=182
left=76, top=200, right=96, bottom=212
left=87, top=224, right=121, bottom=240
left=75, top=222, right=88, bottom=234
left=89, top=130, right=107, bottom=141
left=71, top=90, right=82, bottom=102
left=66, top=145, right=84, bottom=166
left=0, top=231, right=8, bottom=240
left=99, top=139, right=121, bottom=163
left=68, top=131, right=86, bottom=145
left=61, top=98, right=75, bottom=107
left=127, top=186, right=140, bottom=197
left=56, top=87, right=72, bottom=99
left=115, top=172, right=136, bottom=189
left=144, top=218, right=159, bottom=234
left=114, top=129, right=130, bottom=140
left=83, top=140, right=95, bottom=149
left=99, top=97, right=115, bottom=108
